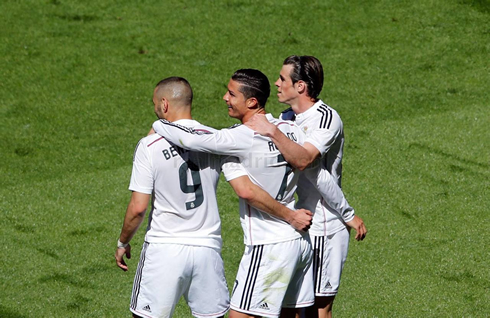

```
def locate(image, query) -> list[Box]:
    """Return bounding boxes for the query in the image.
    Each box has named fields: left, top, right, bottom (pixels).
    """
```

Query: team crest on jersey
left=303, top=126, right=308, bottom=133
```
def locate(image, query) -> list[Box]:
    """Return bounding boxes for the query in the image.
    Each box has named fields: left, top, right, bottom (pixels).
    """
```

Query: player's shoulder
left=140, top=133, right=168, bottom=148
left=222, top=123, right=253, bottom=135
left=167, top=119, right=216, bottom=135
left=308, top=101, right=342, bottom=129
left=314, top=101, right=341, bottom=118
left=266, top=114, right=303, bottom=137
left=268, top=113, right=298, bottom=128
left=131, top=133, right=168, bottom=162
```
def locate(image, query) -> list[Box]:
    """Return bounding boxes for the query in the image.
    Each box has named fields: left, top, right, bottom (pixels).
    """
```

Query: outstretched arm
left=304, top=167, right=367, bottom=240
left=152, top=119, right=254, bottom=155
left=115, top=191, right=151, bottom=271
left=246, top=114, right=319, bottom=170
left=228, top=175, right=312, bottom=232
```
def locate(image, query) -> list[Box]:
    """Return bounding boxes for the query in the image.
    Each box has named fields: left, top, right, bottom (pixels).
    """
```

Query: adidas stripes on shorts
left=311, top=227, right=350, bottom=297
left=230, top=237, right=314, bottom=318
left=130, top=242, right=229, bottom=318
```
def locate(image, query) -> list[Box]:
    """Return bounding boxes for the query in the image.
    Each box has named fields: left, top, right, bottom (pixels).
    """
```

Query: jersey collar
left=173, top=119, right=200, bottom=128
left=295, top=100, right=325, bottom=123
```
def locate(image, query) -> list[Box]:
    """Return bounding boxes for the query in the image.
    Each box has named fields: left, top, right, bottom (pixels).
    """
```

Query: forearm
left=152, top=120, right=251, bottom=155
left=228, top=176, right=294, bottom=222
left=119, top=212, right=145, bottom=244
left=242, top=181, right=312, bottom=232
left=118, top=192, right=150, bottom=243
left=305, top=168, right=355, bottom=222
left=247, top=185, right=295, bottom=223
left=269, top=127, right=313, bottom=170
left=228, top=176, right=311, bottom=231
left=152, top=120, right=216, bottom=153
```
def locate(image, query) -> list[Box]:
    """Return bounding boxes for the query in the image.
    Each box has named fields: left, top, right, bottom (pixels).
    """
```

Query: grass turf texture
left=1, top=0, right=489, bottom=317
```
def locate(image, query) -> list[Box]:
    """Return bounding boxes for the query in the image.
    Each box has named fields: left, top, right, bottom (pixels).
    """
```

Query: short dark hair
left=231, top=69, right=270, bottom=108
left=155, top=77, right=193, bottom=105
left=283, top=55, right=324, bottom=100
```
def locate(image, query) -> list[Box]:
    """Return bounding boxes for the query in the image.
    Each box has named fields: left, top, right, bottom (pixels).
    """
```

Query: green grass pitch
left=1, top=0, right=489, bottom=317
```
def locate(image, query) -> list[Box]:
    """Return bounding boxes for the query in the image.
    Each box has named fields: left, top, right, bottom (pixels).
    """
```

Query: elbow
left=129, top=202, right=147, bottom=218
left=296, top=158, right=312, bottom=171
left=235, top=186, right=255, bottom=201
left=134, top=208, right=147, bottom=218
left=297, top=164, right=308, bottom=171
left=132, top=208, right=147, bottom=219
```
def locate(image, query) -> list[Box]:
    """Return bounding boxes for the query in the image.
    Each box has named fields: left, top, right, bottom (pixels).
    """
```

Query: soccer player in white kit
left=115, top=77, right=312, bottom=318
left=152, top=70, right=357, bottom=318
left=246, top=56, right=367, bottom=318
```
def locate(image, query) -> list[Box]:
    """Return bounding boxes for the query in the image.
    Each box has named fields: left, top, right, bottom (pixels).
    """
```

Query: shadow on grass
left=408, top=142, right=489, bottom=169
left=34, top=247, right=60, bottom=260
left=66, top=294, right=91, bottom=311
left=39, top=273, right=93, bottom=288
left=440, top=269, right=489, bottom=289
left=54, top=13, right=99, bottom=22
left=4, top=216, right=35, bottom=234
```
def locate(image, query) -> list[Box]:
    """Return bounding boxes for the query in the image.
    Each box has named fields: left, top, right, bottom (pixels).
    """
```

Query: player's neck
left=294, top=96, right=317, bottom=114
left=165, top=112, right=193, bottom=122
left=241, top=108, right=266, bottom=124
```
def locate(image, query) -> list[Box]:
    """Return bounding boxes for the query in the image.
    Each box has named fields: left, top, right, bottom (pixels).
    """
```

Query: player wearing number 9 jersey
left=152, top=69, right=354, bottom=318
left=116, top=77, right=234, bottom=318
left=130, top=123, right=233, bottom=250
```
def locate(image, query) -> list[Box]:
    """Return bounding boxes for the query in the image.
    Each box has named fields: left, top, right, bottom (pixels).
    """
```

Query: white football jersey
left=281, top=100, right=349, bottom=236
left=130, top=119, right=238, bottom=251
left=153, top=114, right=304, bottom=245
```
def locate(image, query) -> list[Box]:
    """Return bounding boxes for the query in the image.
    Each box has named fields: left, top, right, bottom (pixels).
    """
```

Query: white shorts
left=130, top=242, right=229, bottom=318
left=310, top=227, right=350, bottom=297
left=230, top=237, right=314, bottom=318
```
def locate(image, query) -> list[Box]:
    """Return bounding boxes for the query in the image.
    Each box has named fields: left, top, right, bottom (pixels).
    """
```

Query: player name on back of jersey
left=162, top=145, right=187, bottom=160
left=267, top=131, right=298, bottom=152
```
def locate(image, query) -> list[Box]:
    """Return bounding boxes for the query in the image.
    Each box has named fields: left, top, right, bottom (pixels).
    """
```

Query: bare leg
left=304, top=296, right=334, bottom=318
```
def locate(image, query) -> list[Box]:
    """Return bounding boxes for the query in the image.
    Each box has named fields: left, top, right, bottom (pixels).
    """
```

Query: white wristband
left=117, top=239, right=129, bottom=249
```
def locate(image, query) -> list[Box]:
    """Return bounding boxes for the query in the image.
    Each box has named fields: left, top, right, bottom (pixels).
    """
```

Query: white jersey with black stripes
left=130, top=119, right=239, bottom=251
left=280, top=100, right=347, bottom=236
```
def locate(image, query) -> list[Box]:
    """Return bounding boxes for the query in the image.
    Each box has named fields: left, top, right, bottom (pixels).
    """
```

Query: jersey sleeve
left=128, top=139, right=154, bottom=194
left=152, top=119, right=254, bottom=155
left=221, top=158, right=248, bottom=182
left=304, top=114, right=342, bottom=155
left=303, top=165, right=355, bottom=222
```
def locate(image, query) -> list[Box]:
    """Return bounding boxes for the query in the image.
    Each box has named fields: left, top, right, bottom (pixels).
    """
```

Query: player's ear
left=296, top=80, right=307, bottom=94
left=246, top=97, right=259, bottom=109
left=162, top=97, right=169, bottom=113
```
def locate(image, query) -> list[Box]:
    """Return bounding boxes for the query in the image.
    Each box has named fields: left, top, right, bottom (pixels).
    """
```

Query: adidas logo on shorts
left=326, top=281, right=332, bottom=289
left=259, top=302, right=270, bottom=310
left=142, top=304, right=151, bottom=312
